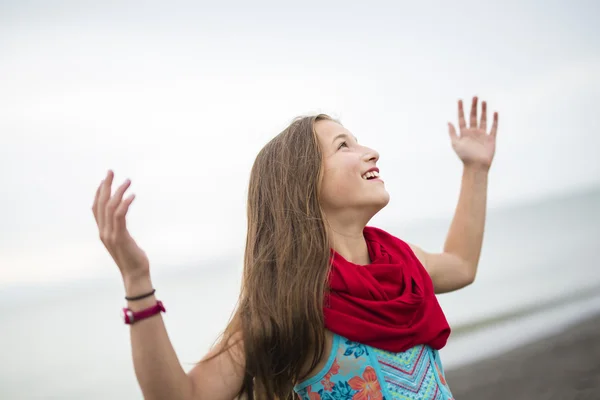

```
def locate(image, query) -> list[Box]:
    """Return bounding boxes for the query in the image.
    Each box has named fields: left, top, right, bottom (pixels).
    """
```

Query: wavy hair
left=206, top=114, right=336, bottom=399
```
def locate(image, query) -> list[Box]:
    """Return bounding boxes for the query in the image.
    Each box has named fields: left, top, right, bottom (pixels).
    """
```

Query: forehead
left=314, top=119, right=356, bottom=144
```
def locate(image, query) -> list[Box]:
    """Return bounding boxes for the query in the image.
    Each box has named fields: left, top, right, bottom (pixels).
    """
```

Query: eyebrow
left=331, top=133, right=358, bottom=144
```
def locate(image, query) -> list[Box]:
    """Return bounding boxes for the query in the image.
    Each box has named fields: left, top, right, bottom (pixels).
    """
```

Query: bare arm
left=124, top=275, right=193, bottom=400
left=410, top=97, right=498, bottom=294
left=411, top=165, right=488, bottom=293
left=92, top=170, right=244, bottom=400
left=189, top=328, right=246, bottom=400
left=124, top=275, right=245, bottom=400
left=441, top=166, right=488, bottom=278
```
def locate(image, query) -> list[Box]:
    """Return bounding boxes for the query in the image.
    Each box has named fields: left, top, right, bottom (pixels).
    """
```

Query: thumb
left=448, top=122, right=458, bottom=142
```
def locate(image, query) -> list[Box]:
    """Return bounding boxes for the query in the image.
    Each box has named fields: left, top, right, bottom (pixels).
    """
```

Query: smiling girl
left=92, top=97, right=498, bottom=400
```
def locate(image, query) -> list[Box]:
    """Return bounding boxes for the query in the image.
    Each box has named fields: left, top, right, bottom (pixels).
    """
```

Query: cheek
left=320, top=162, right=361, bottom=203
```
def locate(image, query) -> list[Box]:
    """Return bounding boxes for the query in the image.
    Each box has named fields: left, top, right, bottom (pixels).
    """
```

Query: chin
left=377, top=189, right=391, bottom=206
left=368, top=192, right=391, bottom=214
left=377, top=197, right=391, bottom=211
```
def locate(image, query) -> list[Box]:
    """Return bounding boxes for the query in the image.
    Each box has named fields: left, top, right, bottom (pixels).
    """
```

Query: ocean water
left=1, top=187, right=599, bottom=399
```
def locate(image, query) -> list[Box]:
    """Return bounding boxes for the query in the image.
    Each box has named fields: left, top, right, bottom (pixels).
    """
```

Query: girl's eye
left=338, top=141, right=348, bottom=150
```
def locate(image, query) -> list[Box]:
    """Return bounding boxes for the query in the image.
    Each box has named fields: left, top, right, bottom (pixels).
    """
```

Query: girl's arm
left=92, top=171, right=244, bottom=400
left=410, top=165, right=488, bottom=293
left=124, top=275, right=245, bottom=400
left=409, top=97, right=498, bottom=294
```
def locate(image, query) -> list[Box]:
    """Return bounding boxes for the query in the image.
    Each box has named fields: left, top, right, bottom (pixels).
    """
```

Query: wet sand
left=446, top=313, right=600, bottom=399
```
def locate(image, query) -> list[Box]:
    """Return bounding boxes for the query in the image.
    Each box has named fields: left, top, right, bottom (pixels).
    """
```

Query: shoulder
left=407, top=243, right=428, bottom=267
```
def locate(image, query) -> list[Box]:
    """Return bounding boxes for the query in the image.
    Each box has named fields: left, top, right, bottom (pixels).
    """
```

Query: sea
left=1, top=187, right=599, bottom=399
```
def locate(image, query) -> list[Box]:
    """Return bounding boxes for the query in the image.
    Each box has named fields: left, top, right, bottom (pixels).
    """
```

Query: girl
left=92, top=96, right=498, bottom=400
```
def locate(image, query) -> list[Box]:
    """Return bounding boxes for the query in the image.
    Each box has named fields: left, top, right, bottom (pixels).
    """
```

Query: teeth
left=362, top=171, right=380, bottom=180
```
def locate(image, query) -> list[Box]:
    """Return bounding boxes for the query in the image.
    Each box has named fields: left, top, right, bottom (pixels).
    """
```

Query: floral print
left=295, top=335, right=453, bottom=400
left=348, top=367, right=382, bottom=400
left=297, top=338, right=386, bottom=400
left=343, top=340, right=369, bottom=358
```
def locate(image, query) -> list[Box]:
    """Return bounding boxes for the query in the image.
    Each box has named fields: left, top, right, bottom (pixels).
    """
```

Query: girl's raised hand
left=448, top=96, right=499, bottom=170
left=92, top=170, right=150, bottom=282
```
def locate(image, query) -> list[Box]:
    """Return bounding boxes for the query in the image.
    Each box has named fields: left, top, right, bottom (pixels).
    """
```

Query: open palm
left=449, top=97, right=498, bottom=170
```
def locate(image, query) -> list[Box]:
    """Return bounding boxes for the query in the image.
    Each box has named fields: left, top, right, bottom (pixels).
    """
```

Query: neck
left=326, top=220, right=371, bottom=265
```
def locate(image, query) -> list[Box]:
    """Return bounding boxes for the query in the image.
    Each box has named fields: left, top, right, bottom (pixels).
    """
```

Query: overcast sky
left=1, top=0, right=599, bottom=286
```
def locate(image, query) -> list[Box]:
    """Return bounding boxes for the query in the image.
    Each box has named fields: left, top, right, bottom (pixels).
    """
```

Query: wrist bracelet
left=125, top=289, right=156, bottom=301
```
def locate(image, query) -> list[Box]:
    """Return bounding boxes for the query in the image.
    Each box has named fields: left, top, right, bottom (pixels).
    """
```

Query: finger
left=97, top=170, right=114, bottom=231
left=92, top=179, right=104, bottom=223
left=448, top=122, right=458, bottom=142
left=490, top=112, right=499, bottom=137
left=105, top=178, right=131, bottom=235
left=458, top=100, right=466, bottom=129
left=114, top=193, right=136, bottom=233
left=469, top=96, right=478, bottom=128
left=480, top=101, right=487, bottom=131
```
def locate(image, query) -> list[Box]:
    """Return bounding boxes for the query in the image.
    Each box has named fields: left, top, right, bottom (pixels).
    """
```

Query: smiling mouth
left=361, top=170, right=383, bottom=182
left=361, top=170, right=380, bottom=180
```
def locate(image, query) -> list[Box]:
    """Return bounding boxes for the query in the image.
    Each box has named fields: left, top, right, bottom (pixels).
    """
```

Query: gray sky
left=1, top=0, right=599, bottom=286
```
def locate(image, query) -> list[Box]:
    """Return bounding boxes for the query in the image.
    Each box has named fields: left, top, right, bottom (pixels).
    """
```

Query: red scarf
left=323, top=226, right=451, bottom=353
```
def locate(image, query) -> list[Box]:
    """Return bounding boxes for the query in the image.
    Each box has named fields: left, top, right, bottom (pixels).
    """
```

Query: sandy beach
left=446, top=313, right=600, bottom=400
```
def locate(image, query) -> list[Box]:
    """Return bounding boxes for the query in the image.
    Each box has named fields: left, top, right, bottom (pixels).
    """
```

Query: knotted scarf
left=323, top=226, right=451, bottom=352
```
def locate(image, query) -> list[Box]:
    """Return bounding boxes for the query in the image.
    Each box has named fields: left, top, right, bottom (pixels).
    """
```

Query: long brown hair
left=208, top=114, right=336, bottom=399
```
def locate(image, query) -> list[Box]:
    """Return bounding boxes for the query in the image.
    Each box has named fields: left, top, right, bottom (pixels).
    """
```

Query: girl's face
left=315, top=119, right=390, bottom=221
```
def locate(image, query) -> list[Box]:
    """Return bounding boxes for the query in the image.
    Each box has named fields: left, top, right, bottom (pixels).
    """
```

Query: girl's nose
left=362, top=147, right=379, bottom=163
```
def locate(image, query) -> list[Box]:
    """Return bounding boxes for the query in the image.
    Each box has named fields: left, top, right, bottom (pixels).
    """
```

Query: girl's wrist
left=122, top=273, right=153, bottom=297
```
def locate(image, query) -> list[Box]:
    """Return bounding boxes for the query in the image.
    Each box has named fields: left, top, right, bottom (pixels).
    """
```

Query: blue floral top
left=294, top=334, right=454, bottom=400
